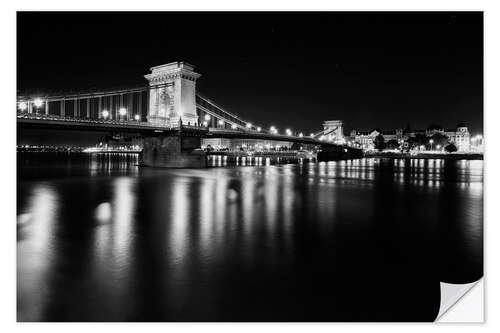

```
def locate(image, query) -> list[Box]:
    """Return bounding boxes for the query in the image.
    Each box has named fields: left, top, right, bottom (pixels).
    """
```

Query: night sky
left=17, top=12, right=483, bottom=134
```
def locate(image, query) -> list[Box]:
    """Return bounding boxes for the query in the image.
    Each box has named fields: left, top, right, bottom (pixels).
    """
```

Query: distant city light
left=33, top=98, right=43, bottom=108
left=102, top=110, right=110, bottom=119
left=18, top=101, right=27, bottom=111
left=204, top=114, right=211, bottom=121
left=134, top=114, right=140, bottom=121
left=119, top=107, right=127, bottom=116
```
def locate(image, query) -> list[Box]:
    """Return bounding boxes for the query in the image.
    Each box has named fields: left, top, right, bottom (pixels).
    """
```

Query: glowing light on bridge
left=310, top=133, right=314, bottom=137
left=270, top=126, right=278, bottom=134
left=203, top=121, right=208, bottom=127
left=257, top=127, right=261, bottom=132
left=218, top=120, right=224, bottom=126
left=231, top=124, right=237, bottom=129
left=102, top=110, right=110, bottom=119
left=246, top=123, right=252, bottom=129
left=204, top=114, right=211, bottom=121
left=134, top=114, right=140, bottom=121
left=299, top=132, right=303, bottom=137
left=33, top=98, right=43, bottom=108
left=119, top=107, right=127, bottom=117
left=18, top=101, right=27, bottom=111
left=286, top=129, right=292, bottom=136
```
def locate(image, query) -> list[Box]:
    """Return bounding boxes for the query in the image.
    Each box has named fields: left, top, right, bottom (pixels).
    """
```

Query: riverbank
left=365, top=152, right=483, bottom=160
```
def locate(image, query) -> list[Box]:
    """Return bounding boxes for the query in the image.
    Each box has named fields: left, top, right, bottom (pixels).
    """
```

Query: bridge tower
left=322, top=120, right=345, bottom=143
left=144, top=62, right=201, bottom=127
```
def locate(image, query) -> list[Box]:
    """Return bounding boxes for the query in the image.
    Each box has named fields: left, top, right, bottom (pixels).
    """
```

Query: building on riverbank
left=349, top=123, right=473, bottom=152
left=348, top=128, right=404, bottom=150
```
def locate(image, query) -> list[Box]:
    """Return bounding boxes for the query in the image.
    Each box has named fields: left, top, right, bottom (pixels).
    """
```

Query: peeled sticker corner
left=436, top=278, right=483, bottom=322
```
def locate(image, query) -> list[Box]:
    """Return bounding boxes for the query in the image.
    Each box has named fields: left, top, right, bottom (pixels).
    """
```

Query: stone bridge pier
left=140, top=134, right=206, bottom=168
left=140, top=61, right=207, bottom=168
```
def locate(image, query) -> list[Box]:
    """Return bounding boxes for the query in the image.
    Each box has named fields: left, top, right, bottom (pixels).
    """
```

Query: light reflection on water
left=17, top=154, right=483, bottom=321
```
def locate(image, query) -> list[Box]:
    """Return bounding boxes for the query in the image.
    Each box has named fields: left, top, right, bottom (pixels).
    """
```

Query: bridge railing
left=17, top=111, right=158, bottom=127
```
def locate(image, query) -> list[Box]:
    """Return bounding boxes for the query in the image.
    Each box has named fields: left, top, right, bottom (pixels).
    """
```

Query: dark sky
left=17, top=12, right=483, bottom=134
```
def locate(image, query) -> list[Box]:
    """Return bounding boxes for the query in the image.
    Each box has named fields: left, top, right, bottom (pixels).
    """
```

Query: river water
left=17, top=153, right=483, bottom=321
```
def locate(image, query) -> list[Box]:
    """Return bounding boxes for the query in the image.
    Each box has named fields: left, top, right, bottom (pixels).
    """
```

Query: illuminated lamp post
left=102, top=109, right=110, bottom=120
left=18, top=101, right=27, bottom=112
left=33, top=98, right=43, bottom=113
left=204, top=114, right=211, bottom=127
left=118, top=107, right=127, bottom=121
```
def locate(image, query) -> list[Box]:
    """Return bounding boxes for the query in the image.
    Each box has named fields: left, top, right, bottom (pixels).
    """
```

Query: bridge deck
left=17, top=113, right=345, bottom=147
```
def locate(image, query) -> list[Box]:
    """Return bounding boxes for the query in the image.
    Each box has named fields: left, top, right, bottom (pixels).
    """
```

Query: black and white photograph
left=11, top=8, right=488, bottom=324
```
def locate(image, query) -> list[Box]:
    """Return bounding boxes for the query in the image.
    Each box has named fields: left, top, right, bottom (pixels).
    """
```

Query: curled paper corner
left=436, top=278, right=483, bottom=322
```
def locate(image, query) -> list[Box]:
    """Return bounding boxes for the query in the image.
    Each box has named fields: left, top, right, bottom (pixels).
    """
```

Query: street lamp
left=286, top=128, right=292, bottom=136
left=218, top=120, right=224, bottom=126
left=436, top=144, right=441, bottom=150
left=257, top=126, right=261, bottom=132
left=119, top=107, right=127, bottom=120
left=429, top=139, right=434, bottom=151
left=102, top=110, right=110, bottom=119
left=204, top=114, right=211, bottom=121
left=18, top=101, right=27, bottom=111
left=134, top=114, right=140, bottom=121
left=299, top=132, right=303, bottom=137
left=33, top=98, right=43, bottom=108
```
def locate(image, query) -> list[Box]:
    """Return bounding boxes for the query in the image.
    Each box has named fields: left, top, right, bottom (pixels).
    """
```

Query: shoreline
left=365, top=152, right=483, bottom=160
